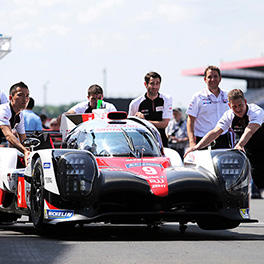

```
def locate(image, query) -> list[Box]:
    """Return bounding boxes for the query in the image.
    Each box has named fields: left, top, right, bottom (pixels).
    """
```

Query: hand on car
left=183, top=145, right=198, bottom=158
left=135, top=112, right=145, bottom=119
left=24, top=149, right=30, bottom=166
left=234, top=144, right=245, bottom=152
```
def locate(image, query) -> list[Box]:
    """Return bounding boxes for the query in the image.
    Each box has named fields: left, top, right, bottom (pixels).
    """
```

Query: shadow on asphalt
left=0, top=223, right=264, bottom=241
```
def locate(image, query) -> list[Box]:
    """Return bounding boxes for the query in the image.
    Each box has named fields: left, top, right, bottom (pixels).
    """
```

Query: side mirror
left=23, top=137, right=41, bottom=151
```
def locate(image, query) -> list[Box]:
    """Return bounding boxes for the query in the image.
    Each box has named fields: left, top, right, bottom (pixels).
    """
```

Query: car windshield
left=78, top=128, right=161, bottom=157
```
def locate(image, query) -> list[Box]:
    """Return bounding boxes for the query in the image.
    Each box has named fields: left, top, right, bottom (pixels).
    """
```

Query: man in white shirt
left=0, top=82, right=30, bottom=165
left=66, top=84, right=116, bottom=114
left=186, top=66, right=230, bottom=149
left=185, top=89, right=264, bottom=196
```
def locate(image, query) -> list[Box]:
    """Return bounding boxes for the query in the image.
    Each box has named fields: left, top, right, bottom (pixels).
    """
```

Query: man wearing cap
left=186, top=65, right=230, bottom=149
left=166, top=107, right=188, bottom=159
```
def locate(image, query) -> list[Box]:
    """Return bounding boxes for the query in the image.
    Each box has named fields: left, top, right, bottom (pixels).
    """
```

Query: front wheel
left=30, top=158, right=47, bottom=233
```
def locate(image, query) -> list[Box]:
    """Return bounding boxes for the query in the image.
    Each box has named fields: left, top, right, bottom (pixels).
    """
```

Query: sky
left=0, top=0, right=263, bottom=109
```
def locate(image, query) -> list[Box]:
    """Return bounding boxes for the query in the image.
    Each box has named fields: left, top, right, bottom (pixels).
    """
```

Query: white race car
left=0, top=111, right=257, bottom=234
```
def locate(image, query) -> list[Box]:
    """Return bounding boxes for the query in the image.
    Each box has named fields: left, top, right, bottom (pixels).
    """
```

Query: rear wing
left=60, top=109, right=110, bottom=140
left=60, top=110, right=128, bottom=141
left=60, top=113, right=94, bottom=140
left=26, top=130, right=62, bottom=149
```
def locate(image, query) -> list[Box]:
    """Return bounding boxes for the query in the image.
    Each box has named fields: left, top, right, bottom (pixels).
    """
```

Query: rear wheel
left=30, top=158, right=47, bottom=232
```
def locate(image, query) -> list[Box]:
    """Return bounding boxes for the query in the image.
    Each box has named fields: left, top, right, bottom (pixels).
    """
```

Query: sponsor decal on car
left=46, top=209, right=74, bottom=219
left=43, top=162, right=51, bottom=169
left=240, top=208, right=250, bottom=219
left=126, top=163, right=162, bottom=168
left=45, top=177, right=53, bottom=184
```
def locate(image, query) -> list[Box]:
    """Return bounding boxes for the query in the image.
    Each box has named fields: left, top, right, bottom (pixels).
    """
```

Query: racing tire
left=30, top=158, right=48, bottom=233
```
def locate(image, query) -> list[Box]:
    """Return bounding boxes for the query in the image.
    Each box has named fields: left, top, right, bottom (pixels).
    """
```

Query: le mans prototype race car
left=0, top=110, right=257, bottom=233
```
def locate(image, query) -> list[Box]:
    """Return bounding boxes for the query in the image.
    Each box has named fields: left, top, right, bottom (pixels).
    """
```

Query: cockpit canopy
left=64, top=119, right=162, bottom=157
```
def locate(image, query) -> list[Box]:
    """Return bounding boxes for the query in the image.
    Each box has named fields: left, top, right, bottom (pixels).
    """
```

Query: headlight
left=213, top=150, right=250, bottom=194
left=57, top=152, right=97, bottom=200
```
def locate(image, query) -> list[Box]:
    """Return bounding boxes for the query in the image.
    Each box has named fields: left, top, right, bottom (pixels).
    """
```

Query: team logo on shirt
left=156, top=106, right=163, bottom=112
left=202, top=99, right=211, bottom=105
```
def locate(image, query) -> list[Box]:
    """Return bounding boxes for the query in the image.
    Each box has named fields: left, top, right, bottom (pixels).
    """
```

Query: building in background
left=0, top=34, right=11, bottom=60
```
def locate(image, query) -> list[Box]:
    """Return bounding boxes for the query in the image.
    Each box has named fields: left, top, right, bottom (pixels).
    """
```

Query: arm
left=18, top=133, right=27, bottom=143
left=187, top=115, right=196, bottom=147
left=1, top=125, right=30, bottom=165
left=184, top=127, right=223, bottom=157
left=195, top=127, right=223, bottom=150
left=65, top=109, right=76, bottom=114
left=235, top=123, right=260, bottom=151
left=148, top=119, right=170, bottom=129
left=1, top=125, right=28, bottom=153
left=134, top=114, right=170, bottom=129
left=175, top=136, right=188, bottom=143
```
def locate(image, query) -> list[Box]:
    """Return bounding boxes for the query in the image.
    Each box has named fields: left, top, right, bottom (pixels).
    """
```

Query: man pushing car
left=184, top=88, right=264, bottom=197
left=0, top=82, right=30, bottom=165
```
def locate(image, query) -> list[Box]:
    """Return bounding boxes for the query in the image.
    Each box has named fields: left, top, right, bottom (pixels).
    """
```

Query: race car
left=0, top=110, right=257, bottom=233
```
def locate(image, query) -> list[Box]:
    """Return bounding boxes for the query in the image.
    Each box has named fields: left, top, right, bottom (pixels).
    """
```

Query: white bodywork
left=163, top=147, right=183, bottom=167
left=0, top=148, right=60, bottom=206
left=25, top=149, right=60, bottom=195
left=184, top=149, right=216, bottom=175
left=0, top=148, right=19, bottom=191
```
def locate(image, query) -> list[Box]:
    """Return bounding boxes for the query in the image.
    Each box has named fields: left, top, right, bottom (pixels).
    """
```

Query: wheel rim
left=31, top=164, right=44, bottom=222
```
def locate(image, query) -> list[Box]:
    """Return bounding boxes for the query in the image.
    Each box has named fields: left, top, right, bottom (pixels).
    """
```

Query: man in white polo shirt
left=185, top=89, right=264, bottom=196
left=66, top=84, right=116, bottom=114
left=186, top=65, right=230, bottom=149
left=0, top=82, right=30, bottom=165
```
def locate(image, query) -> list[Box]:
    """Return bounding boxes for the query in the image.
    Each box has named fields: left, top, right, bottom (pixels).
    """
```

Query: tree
left=34, top=102, right=78, bottom=119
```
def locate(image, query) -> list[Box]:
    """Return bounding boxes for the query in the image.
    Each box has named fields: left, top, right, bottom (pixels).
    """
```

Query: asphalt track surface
left=0, top=200, right=264, bottom=264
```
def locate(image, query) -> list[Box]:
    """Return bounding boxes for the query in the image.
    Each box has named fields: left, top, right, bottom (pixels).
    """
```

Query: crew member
left=66, top=84, right=116, bottom=114
left=128, top=71, right=173, bottom=147
left=0, top=82, right=30, bottom=165
left=184, top=89, right=264, bottom=196
left=186, top=65, right=230, bottom=149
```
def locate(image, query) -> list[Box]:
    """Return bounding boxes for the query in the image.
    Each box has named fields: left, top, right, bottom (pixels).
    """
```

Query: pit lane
left=0, top=200, right=263, bottom=264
